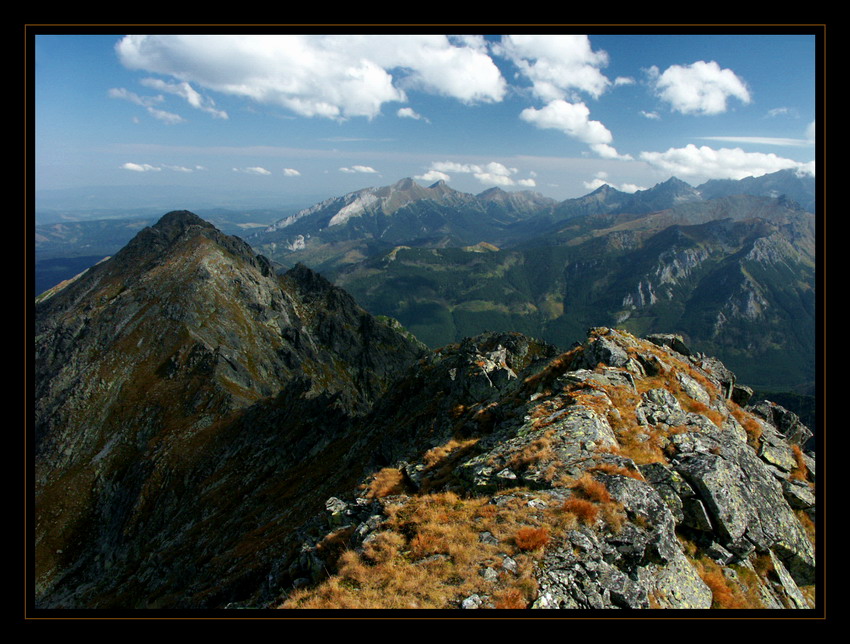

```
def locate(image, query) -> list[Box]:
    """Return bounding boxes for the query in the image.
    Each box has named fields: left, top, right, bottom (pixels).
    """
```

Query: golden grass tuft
left=700, top=567, right=750, bottom=609
left=686, top=552, right=765, bottom=610
left=795, top=509, right=816, bottom=548
left=364, top=467, right=406, bottom=499
left=790, top=444, right=810, bottom=482
left=570, top=472, right=612, bottom=504
left=522, top=346, right=583, bottom=392
left=513, top=526, right=550, bottom=551
left=493, top=587, right=528, bottom=609
left=561, top=498, right=599, bottom=525
left=727, top=401, right=763, bottom=448
left=508, top=432, right=555, bottom=470
left=690, top=556, right=764, bottom=609
left=590, top=462, right=645, bottom=481
left=281, top=488, right=573, bottom=610
left=682, top=399, right=725, bottom=427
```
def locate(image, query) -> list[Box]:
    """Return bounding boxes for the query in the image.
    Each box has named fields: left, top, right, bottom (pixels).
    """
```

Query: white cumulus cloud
left=520, top=99, right=632, bottom=160
left=497, top=34, right=611, bottom=101
left=422, top=160, right=535, bottom=188
left=397, top=107, right=429, bottom=122
left=583, top=171, right=643, bottom=193
left=340, top=165, right=378, bottom=174
left=415, top=170, right=451, bottom=183
left=282, top=168, right=301, bottom=176
left=116, top=34, right=506, bottom=121
left=109, top=87, right=185, bottom=124
left=233, top=166, right=272, bottom=175
left=649, top=60, right=751, bottom=115
left=121, top=162, right=161, bottom=172
left=140, top=77, right=228, bottom=119
left=639, top=144, right=811, bottom=181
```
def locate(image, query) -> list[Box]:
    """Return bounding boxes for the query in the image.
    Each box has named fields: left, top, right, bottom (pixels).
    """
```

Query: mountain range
left=32, top=210, right=819, bottom=612
left=247, top=169, right=816, bottom=394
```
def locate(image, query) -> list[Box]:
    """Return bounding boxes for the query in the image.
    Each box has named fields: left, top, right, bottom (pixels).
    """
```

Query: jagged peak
left=655, top=176, right=696, bottom=191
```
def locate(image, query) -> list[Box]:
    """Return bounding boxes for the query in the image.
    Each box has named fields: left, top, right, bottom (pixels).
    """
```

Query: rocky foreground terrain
left=277, top=329, right=817, bottom=610
left=33, top=211, right=818, bottom=612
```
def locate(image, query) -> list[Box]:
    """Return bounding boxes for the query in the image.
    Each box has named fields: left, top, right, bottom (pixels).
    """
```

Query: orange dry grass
left=682, top=399, right=724, bottom=427
left=563, top=472, right=628, bottom=532
left=727, top=401, right=764, bottom=448
left=570, top=472, right=612, bottom=504
left=493, top=587, right=528, bottom=609
left=795, top=509, right=816, bottom=548
left=282, top=488, right=581, bottom=610
left=590, top=462, right=645, bottom=481
left=690, top=555, right=765, bottom=610
left=790, top=444, right=810, bottom=482
left=522, top=346, right=583, bottom=393
left=561, top=498, right=599, bottom=525
left=420, top=438, right=479, bottom=492
left=364, top=467, right=406, bottom=499
left=513, top=526, right=550, bottom=551
left=701, top=569, right=750, bottom=609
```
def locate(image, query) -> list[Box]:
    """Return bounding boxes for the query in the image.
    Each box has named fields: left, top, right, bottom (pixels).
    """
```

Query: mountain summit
left=34, top=211, right=426, bottom=608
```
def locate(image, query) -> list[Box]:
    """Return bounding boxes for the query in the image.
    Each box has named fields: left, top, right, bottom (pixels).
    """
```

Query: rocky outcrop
left=282, top=328, right=817, bottom=611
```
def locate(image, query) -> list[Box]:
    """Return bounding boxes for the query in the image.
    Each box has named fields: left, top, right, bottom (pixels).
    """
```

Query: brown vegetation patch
left=282, top=487, right=580, bottom=610
left=522, top=345, right=583, bottom=393
left=513, top=526, right=550, bottom=551
left=590, top=462, right=645, bottom=481
left=690, top=556, right=765, bottom=609
left=560, top=498, right=599, bottom=526
left=507, top=432, right=555, bottom=470
left=727, top=401, right=764, bottom=448
left=790, top=444, right=810, bottom=482
left=364, top=467, right=406, bottom=499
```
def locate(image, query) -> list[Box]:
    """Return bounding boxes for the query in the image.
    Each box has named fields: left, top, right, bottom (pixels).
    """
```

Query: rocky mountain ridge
left=278, top=327, right=817, bottom=610
left=252, top=170, right=815, bottom=271
left=32, top=212, right=819, bottom=612
left=34, top=211, right=426, bottom=608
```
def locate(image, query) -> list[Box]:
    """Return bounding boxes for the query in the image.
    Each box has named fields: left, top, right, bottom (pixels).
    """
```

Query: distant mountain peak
left=391, top=177, right=416, bottom=190
left=478, top=186, right=506, bottom=197
left=588, top=183, right=621, bottom=196
left=658, top=176, right=691, bottom=188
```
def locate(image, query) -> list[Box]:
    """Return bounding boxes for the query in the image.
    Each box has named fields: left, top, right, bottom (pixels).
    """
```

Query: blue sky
left=33, top=30, right=819, bottom=210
